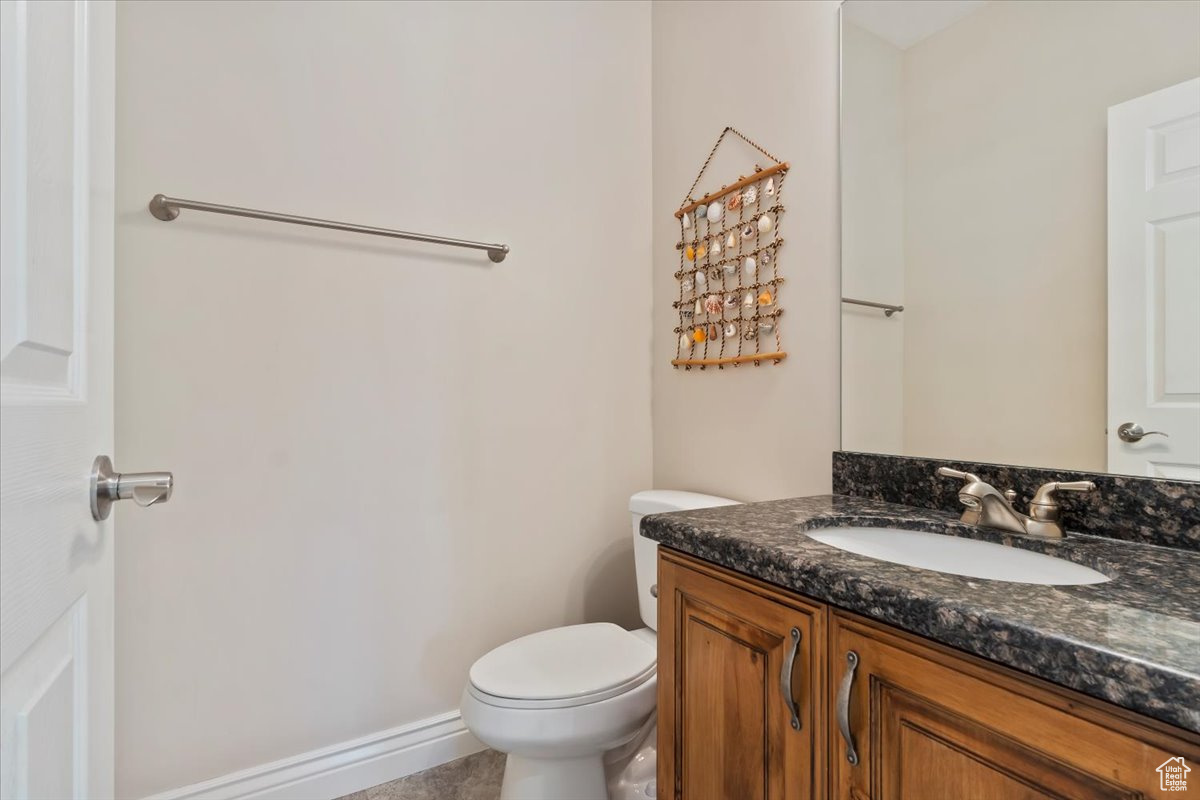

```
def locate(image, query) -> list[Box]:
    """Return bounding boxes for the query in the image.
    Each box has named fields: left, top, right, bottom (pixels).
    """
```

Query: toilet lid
left=469, top=623, right=656, bottom=704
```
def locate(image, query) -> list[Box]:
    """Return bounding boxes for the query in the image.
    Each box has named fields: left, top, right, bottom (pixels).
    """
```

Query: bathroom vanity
left=642, top=490, right=1200, bottom=800
left=653, top=2, right=1200, bottom=795
left=649, top=2, right=1200, bottom=794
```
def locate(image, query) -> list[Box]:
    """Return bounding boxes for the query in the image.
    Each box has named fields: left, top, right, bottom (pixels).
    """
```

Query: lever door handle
left=91, top=455, right=174, bottom=520
left=1117, top=423, right=1168, bottom=443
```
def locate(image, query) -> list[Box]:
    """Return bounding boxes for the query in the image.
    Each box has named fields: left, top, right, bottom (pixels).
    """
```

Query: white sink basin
left=806, top=527, right=1109, bottom=585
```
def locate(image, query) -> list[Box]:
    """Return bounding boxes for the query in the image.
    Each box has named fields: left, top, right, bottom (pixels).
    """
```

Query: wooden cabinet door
left=657, top=549, right=826, bottom=800
left=830, top=610, right=1200, bottom=800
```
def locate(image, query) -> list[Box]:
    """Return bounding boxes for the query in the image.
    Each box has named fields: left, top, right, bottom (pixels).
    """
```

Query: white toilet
left=460, top=490, right=738, bottom=800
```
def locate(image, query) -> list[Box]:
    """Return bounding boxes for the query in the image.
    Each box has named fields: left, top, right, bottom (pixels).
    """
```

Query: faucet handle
left=1032, top=480, right=1096, bottom=500
left=936, top=467, right=983, bottom=484
left=1053, top=480, right=1096, bottom=493
left=1029, top=480, right=1095, bottom=523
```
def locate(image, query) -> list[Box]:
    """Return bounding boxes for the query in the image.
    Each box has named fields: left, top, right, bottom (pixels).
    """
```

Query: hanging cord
left=770, top=170, right=787, bottom=361
left=698, top=205, right=711, bottom=368
left=681, top=126, right=784, bottom=209
left=716, top=199, right=732, bottom=368
left=675, top=215, right=687, bottom=368
left=752, top=176, right=764, bottom=364
left=733, top=184, right=746, bottom=366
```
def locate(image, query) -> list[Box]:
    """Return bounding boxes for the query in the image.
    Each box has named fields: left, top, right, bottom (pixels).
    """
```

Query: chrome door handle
left=91, top=455, right=173, bottom=520
left=1117, top=423, right=1168, bottom=443
left=837, top=650, right=860, bottom=765
left=780, top=627, right=802, bottom=731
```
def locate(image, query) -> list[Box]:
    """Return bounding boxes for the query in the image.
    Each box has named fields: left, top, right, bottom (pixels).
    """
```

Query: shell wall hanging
left=673, top=126, right=788, bottom=369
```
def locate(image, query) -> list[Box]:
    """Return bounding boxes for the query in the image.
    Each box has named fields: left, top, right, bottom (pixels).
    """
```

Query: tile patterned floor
left=337, top=749, right=505, bottom=800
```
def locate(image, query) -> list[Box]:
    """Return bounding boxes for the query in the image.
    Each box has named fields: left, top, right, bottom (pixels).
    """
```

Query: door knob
left=90, top=455, right=173, bottom=521
left=1117, top=423, right=1168, bottom=443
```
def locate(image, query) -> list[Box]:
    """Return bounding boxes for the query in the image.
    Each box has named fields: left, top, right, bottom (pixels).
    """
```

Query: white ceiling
left=843, top=0, right=990, bottom=50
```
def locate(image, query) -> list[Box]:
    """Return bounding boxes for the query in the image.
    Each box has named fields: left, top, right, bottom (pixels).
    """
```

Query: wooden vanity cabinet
left=657, top=549, right=826, bottom=800
left=830, top=611, right=1200, bottom=800
left=659, top=550, right=1200, bottom=800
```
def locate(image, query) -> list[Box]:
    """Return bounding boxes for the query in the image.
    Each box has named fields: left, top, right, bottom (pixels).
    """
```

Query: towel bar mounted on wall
left=842, top=297, right=904, bottom=317
left=147, top=194, right=510, bottom=263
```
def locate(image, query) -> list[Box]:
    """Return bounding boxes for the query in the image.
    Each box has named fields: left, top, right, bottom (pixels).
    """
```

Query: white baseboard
left=142, top=711, right=485, bottom=800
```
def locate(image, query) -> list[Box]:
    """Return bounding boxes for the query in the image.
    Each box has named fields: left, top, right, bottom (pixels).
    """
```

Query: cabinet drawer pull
left=838, top=650, right=860, bottom=765
left=780, top=627, right=802, bottom=731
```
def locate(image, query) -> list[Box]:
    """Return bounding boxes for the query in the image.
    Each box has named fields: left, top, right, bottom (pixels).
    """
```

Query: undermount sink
left=806, top=527, right=1110, bottom=585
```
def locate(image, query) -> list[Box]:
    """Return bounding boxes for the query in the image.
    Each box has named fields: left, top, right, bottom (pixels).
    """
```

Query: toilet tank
left=630, top=490, right=739, bottom=631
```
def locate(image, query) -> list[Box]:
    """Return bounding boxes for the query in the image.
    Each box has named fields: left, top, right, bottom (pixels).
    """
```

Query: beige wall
left=651, top=0, right=841, bottom=501
left=114, top=2, right=651, bottom=796
left=900, top=0, right=1200, bottom=471
left=841, top=23, right=905, bottom=456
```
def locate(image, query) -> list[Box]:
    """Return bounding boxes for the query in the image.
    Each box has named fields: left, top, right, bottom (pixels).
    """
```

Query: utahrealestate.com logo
left=1158, top=757, right=1191, bottom=792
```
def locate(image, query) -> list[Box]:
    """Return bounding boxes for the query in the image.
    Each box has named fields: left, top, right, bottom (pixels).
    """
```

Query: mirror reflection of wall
left=840, top=0, right=1200, bottom=477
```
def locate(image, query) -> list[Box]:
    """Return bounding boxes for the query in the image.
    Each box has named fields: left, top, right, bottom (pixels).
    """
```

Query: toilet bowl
left=460, top=491, right=738, bottom=800
left=461, top=624, right=657, bottom=798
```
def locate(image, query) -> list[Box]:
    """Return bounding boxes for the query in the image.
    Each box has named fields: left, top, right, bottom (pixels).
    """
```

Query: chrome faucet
left=936, top=467, right=1095, bottom=539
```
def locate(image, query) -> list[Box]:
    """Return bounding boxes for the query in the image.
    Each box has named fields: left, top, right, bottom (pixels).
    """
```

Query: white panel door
left=1, top=2, right=115, bottom=798
left=1108, top=78, right=1200, bottom=479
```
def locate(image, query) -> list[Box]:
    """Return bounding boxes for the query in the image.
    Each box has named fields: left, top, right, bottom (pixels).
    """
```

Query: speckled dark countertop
left=641, top=495, right=1200, bottom=733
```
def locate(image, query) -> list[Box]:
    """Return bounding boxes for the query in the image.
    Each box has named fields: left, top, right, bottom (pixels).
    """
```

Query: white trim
left=141, top=711, right=484, bottom=800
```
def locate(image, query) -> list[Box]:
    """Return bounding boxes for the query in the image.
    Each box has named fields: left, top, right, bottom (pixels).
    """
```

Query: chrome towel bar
left=842, top=297, right=904, bottom=317
left=148, top=194, right=509, bottom=263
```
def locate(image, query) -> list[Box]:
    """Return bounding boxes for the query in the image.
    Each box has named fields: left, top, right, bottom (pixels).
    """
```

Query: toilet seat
left=468, top=623, right=656, bottom=710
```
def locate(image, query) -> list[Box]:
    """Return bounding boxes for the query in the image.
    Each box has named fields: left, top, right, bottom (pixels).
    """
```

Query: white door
left=1, top=2, right=115, bottom=798
left=1108, top=78, right=1200, bottom=479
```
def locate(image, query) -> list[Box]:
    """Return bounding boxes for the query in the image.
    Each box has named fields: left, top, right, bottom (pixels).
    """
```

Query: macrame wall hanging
left=673, top=127, right=788, bottom=370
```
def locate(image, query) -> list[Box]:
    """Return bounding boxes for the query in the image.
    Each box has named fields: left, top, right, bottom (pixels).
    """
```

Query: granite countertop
left=641, top=495, right=1200, bottom=733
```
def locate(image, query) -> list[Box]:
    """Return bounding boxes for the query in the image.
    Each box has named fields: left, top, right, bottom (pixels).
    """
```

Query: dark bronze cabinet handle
left=780, top=627, right=802, bottom=730
left=838, top=650, right=860, bottom=765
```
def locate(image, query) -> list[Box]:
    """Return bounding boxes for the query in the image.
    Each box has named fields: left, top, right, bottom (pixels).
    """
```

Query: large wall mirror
left=839, top=0, right=1200, bottom=479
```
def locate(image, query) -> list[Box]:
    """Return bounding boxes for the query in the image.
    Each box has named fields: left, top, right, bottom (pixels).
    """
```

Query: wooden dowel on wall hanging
left=671, top=352, right=788, bottom=367
left=675, top=163, right=790, bottom=219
